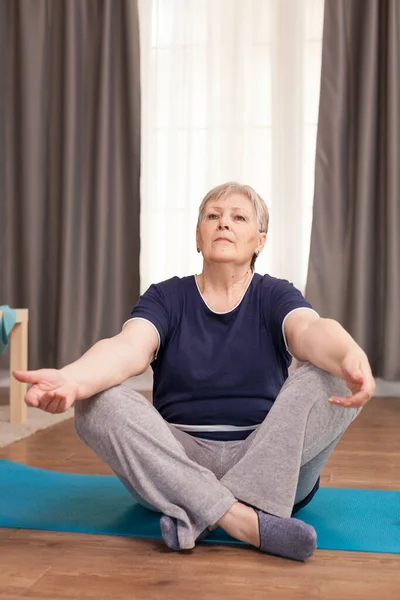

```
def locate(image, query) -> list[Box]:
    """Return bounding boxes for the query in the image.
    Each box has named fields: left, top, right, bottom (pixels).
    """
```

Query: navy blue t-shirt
left=125, top=273, right=316, bottom=442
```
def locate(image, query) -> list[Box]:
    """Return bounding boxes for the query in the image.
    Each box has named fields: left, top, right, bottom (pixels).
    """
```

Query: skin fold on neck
left=196, top=266, right=254, bottom=313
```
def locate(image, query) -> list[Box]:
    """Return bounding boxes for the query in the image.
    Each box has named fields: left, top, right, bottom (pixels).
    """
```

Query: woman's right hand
left=12, top=369, right=79, bottom=413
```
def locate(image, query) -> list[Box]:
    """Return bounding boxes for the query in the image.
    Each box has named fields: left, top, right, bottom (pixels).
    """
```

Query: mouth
left=214, top=238, right=233, bottom=243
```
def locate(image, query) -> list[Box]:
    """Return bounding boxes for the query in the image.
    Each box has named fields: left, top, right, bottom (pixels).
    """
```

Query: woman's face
left=196, top=193, right=266, bottom=268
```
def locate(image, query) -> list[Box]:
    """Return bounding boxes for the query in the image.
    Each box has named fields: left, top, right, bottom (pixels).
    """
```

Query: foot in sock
left=160, top=515, right=210, bottom=551
left=160, top=509, right=316, bottom=561
left=255, top=508, right=317, bottom=561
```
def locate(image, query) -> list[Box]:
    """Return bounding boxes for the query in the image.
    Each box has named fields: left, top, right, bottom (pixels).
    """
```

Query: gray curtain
left=306, top=0, right=400, bottom=380
left=0, top=0, right=141, bottom=370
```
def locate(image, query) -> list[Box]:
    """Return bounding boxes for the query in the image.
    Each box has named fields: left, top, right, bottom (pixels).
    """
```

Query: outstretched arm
left=13, top=319, right=158, bottom=412
left=284, top=311, right=375, bottom=408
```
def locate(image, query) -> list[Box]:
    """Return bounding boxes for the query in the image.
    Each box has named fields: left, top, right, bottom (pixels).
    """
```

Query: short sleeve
left=267, top=278, right=318, bottom=358
left=122, top=284, right=170, bottom=353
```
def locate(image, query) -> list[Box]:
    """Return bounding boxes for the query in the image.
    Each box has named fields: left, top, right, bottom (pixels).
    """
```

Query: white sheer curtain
left=138, top=0, right=324, bottom=293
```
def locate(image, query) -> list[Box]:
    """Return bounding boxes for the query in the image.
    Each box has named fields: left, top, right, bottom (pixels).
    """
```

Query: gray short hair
left=196, top=182, right=269, bottom=271
left=196, top=182, right=269, bottom=233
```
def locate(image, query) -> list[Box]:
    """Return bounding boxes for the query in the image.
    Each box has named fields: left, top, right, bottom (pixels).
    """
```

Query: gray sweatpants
left=74, top=362, right=361, bottom=550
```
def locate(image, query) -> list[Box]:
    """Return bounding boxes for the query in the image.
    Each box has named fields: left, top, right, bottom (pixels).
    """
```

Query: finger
left=54, top=396, right=71, bottom=413
left=39, top=395, right=57, bottom=412
left=346, top=368, right=364, bottom=386
left=349, top=369, right=374, bottom=401
left=329, top=390, right=369, bottom=406
left=334, top=400, right=364, bottom=408
left=354, top=365, right=364, bottom=379
left=46, top=397, right=63, bottom=414
left=24, top=387, right=45, bottom=408
left=55, top=398, right=70, bottom=413
left=29, top=390, right=54, bottom=409
left=360, top=363, right=376, bottom=397
left=350, top=372, right=363, bottom=384
left=13, top=370, right=42, bottom=384
left=25, top=395, right=39, bottom=408
left=342, top=355, right=362, bottom=378
left=40, top=393, right=67, bottom=413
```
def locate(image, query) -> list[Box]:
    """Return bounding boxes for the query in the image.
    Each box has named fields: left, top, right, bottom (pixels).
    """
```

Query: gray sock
left=160, top=515, right=180, bottom=551
left=255, top=509, right=317, bottom=561
left=160, top=515, right=209, bottom=551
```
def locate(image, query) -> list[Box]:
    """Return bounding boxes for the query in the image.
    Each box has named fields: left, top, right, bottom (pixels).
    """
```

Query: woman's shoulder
left=253, top=272, right=289, bottom=289
left=150, top=275, right=193, bottom=292
left=253, top=273, right=304, bottom=302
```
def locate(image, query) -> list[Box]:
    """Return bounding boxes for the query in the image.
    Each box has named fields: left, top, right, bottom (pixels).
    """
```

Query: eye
left=234, top=215, right=246, bottom=221
left=207, top=213, right=219, bottom=220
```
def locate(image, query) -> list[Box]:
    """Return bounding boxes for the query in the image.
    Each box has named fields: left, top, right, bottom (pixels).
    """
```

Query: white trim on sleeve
left=122, top=317, right=161, bottom=361
left=282, top=307, right=319, bottom=357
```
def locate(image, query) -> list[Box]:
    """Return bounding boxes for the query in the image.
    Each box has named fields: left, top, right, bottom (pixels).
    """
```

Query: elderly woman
left=14, top=182, right=375, bottom=561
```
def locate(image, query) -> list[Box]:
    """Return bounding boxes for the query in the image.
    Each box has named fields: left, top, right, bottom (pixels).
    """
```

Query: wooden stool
left=0, top=308, right=29, bottom=424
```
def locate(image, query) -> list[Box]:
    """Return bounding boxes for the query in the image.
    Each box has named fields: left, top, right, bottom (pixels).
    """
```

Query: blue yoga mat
left=1, top=460, right=399, bottom=554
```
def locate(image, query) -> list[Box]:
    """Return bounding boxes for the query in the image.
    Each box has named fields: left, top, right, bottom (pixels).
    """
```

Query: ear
left=196, top=228, right=201, bottom=252
left=257, top=232, right=267, bottom=254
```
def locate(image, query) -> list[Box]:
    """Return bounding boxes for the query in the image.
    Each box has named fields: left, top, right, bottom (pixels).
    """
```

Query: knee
left=284, top=363, right=362, bottom=425
left=302, top=364, right=363, bottom=421
left=308, top=379, right=362, bottom=437
left=289, top=362, right=349, bottom=398
left=74, top=386, right=122, bottom=442
left=316, top=392, right=362, bottom=429
left=74, top=384, right=148, bottom=442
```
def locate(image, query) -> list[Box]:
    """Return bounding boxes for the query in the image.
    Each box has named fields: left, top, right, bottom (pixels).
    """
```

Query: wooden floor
left=1, top=395, right=400, bottom=600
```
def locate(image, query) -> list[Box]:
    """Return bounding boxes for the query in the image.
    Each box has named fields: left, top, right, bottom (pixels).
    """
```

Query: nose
left=217, top=216, right=230, bottom=230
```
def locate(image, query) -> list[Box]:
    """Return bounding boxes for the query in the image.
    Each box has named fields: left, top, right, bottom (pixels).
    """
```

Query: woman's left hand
left=329, top=353, right=376, bottom=408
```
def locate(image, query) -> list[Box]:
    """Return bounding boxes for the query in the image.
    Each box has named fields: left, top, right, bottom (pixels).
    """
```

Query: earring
left=255, top=250, right=259, bottom=256
left=197, top=247, right=201, bottom=253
